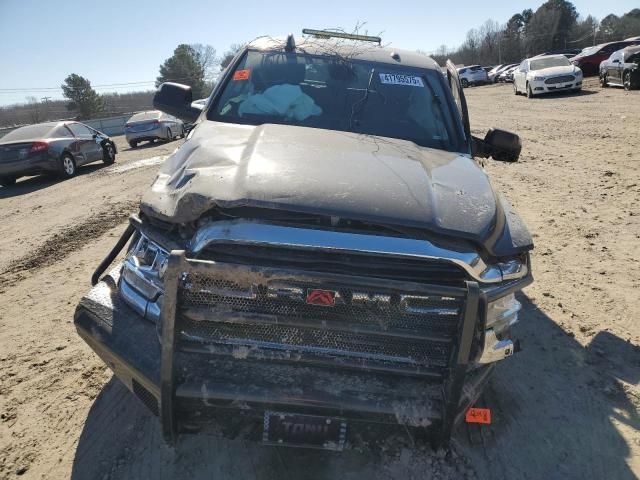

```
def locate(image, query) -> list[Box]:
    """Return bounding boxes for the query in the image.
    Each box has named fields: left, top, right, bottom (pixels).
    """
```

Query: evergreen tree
left=156, top=44, right=207, bottom=99
left=61, top=74, right=104, bottom=120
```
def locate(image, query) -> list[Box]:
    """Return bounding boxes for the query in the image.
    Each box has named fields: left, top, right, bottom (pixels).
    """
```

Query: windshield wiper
left=349, top=68, right=375, bottom=130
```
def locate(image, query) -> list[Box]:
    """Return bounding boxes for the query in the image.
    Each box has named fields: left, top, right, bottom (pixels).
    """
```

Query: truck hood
left=141, top=121, right=532, bottom=256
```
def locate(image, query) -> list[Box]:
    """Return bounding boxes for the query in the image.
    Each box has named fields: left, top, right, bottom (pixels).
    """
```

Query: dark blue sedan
left=0, top=121, right=117, bottom=186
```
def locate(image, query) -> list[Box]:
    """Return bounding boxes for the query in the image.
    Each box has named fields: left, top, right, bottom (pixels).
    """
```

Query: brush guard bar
left=158, top=250, right=481, bottom=446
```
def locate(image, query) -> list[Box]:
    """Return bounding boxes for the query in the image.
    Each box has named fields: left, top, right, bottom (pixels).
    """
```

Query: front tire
left=129, top=141, right=137, bottom=149
left=0, top=177, right=17, bottom=187
left=180, top=125, right=185, bottom=138
left=166, top=128, right=172, bottom=141
left=600, top=73, right=608, bottom=88
left=624, top=71, right=633, bottom=91
left=461, top=78, right=469, bottom=88
left=59, top=154, right=76, bottom=179
left=526, top=83, right=534, bottom=98
left=102, top=142, right=116, bottom=165
left=513, top=81, right=519, bottom=95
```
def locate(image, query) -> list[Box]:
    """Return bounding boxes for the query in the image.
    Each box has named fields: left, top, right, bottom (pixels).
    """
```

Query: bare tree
left=25, top=96, right=41, bottom=123
left=220, top=43, right=245, bottom=69
left=190, top=43, right=218, bottom=82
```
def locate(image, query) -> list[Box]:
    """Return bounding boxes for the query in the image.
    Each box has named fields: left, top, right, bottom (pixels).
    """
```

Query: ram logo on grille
left=306, top=289, right=336, bottom=307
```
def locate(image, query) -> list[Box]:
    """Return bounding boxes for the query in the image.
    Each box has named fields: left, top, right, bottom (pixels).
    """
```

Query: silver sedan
left=124, top=110, right=184, bottom=148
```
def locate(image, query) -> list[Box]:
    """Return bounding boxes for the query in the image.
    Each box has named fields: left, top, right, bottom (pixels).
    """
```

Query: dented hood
left=141, top=121, right=531, bottom=256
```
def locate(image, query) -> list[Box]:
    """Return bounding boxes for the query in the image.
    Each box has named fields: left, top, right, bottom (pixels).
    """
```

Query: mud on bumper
left=75, top=262, right=495, bottom=448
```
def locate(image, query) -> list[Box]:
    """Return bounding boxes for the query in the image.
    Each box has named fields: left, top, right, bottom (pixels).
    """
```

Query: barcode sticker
left=379, top=73, right=424, bottom=87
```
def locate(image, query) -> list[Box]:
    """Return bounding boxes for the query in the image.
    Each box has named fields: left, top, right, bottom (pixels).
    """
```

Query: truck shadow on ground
left=0, top=164, right=107, bottom=199
left=70, top=295, right=639, bottom=480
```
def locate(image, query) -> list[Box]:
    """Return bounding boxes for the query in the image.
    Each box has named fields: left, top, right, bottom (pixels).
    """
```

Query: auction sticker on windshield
left=379, top=73, right=424, bottom=87
left=233, top=69, right=251, bottom=81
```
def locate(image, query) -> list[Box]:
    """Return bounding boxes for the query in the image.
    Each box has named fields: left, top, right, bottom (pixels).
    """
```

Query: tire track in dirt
left=0, top=200, right=137, bottom=290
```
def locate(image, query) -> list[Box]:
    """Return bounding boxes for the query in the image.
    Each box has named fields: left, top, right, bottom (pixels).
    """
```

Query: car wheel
left=600, top=73, right=608, bottom=88
left=166, top=128, right=172, bottom=141
left=526, top=83, right=534, bottom=98
left=0, top=176, right=16, bottom=187
left=59, top=153, right=76, bottom=178
left=624, top=71, right=632, bottom=91
left=129, top=141, right=137, bottom=149
left=513, top=82, right=519, bottom=95
left=102, top=142, right=116, bottom=165
left=180, top=125, right=185, bottom=138
left=461, top=78, right=468, bottom=88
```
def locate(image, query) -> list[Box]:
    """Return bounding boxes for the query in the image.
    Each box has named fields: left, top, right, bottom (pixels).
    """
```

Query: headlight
left=575, top=69, right=583, bottom=77
left=481, top=257, right=528, bottom=282
left=533, top=76, right=545, bottom=81
left=498, top=258, right=528, bottom=280
left=486, top=293, right=521, bottom=332
left=121, top=234, right=168, bottom=300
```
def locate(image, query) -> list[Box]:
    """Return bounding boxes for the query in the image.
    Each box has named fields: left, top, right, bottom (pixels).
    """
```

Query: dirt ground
left=1, top=77, right=638, bottom=480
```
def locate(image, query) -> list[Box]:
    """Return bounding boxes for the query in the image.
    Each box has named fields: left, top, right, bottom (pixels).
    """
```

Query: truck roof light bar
left=302, top=28, right=381, bottom=44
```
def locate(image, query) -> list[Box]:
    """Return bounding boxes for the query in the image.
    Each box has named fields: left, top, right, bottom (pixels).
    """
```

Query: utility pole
left=41, top=97, right=51, bottom=122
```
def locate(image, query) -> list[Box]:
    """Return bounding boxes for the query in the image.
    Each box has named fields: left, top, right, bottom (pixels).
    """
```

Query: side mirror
left=612, top=59, right=620, bottom=64
left=473, top=128, right=522, bottom=162
left=153, top=82, right=201, bottom=123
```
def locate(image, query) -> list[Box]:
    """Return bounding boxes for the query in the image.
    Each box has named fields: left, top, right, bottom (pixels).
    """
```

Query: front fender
left=100, top=138, right=117, bottom=154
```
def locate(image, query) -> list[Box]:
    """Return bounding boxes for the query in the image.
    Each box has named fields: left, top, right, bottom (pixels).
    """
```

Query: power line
left=0, top=83, right=156, bottom=93
left=0, top=75, right=206, bottom=93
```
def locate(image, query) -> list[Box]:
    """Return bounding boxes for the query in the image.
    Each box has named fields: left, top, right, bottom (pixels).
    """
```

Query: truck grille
left=545, top=75, right=575, bottom=84
left=197, top=244, right=467, bottom=286
left=174, top=262, right=468, bottom=375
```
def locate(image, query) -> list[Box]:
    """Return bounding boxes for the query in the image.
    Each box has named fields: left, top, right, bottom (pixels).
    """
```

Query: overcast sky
left=0, top=0, right=637, bottom=105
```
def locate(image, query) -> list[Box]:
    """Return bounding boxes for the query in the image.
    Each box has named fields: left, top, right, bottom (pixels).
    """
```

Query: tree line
left=3, top=3, right=638, bottom=126
left=0, top=90, right=155, bottom=128
left=430, top=2, right=640, bottom=66
left=0, top=43, right=242, bottom=127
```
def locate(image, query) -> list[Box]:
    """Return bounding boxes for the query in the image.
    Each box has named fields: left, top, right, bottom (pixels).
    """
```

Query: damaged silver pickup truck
left=75, top=30, right=533, bottom=450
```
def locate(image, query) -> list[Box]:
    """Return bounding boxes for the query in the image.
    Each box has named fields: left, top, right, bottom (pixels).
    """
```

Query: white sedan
left=513, top=55, right=583, bottom=98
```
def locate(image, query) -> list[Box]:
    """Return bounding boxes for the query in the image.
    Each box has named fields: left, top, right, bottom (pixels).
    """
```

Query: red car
left=570, top=40, right=640, bottom=76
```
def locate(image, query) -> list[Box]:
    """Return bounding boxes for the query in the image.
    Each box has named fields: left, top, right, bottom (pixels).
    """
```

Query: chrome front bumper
left=477, top=329, right=515, bottom=364
left=530, top=79, right=582, bottom=94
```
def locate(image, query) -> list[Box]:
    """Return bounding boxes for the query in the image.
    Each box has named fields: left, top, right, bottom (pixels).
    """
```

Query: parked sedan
left=498, top=65, right=518, bottom=83
left=513, top=55, right=582, bottom=98
left=124, top=110, right=184, bottom=148
left=570, top=40, right=640, bottom=76
left=488, top=63, right=517, bottom=83
left=600, top=46, right=640, bottom=90
left=0, top=121, right=116, bottom=186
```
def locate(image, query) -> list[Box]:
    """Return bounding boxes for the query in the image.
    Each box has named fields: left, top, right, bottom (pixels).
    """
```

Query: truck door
left=446, top=60, right=471, bottom=143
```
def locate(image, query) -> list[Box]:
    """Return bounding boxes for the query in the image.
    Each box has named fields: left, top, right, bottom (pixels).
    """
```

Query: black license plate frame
left=263, top=411, right=347, bottom=451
